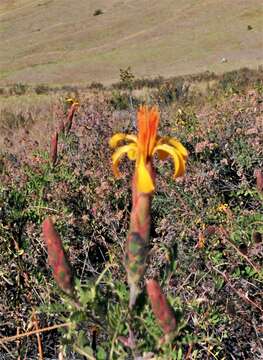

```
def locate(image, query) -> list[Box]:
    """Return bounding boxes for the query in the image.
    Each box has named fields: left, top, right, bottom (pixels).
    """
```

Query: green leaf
left=97, top=346, right=107, bottom=360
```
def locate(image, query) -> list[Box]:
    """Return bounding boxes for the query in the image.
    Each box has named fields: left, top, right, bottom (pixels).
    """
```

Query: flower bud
left=42, top=217, right=74, bottom=296
left=50, top=132, right=58, bottom=166
left=146, top=279, right=176, bottom=335
left=64, top=103, right=78, bottom=134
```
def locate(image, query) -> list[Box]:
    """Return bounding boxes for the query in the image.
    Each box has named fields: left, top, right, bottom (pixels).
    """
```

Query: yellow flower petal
left=128, top=148, right=137, bottom=160
left=65, top=98, right=79, bottom=106
left=158, top=137, right=188, bottom=159
left=65, top=98, right=74, bottom=103
left=109, top=133, right=126, bottom=148
left=154, top=143, right=186, bottom=178
left=136, top=156, right=155, bottom=193
left=167, top=138, right=188, bottom=159
left=109, top=133, right=137, bottom=148
left=112, top=143, right=137, bottom=177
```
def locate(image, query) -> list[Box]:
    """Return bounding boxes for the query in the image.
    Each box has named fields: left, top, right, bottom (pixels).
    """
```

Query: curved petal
left=154, top=143, right=186, bottom=178
left=157, top=149, right=169, bottom=160
left=109, top=133, right=137, bottom=148
left=126, top=134, right=138, bottom=144
left=167, top=138, right=188, bottom=159
left=128, top=148, right=137, bottom=160
left=157, top=137, right=188, bottom=159
left=112, top=143, right=137, bottom=177
left=136, top=156, right=155, bottom=193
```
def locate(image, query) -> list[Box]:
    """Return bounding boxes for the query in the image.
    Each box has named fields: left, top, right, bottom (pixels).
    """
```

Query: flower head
left=65, top=98, right=79, bottom=106
left=109, top=105, right=188, bottom=193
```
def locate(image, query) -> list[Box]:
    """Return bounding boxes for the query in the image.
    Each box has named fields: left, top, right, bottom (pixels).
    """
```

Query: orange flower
left=109, top=105, right=188, bottom=193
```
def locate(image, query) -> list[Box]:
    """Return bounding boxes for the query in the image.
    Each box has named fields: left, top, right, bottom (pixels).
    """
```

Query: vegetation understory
left=0, top=68, right=262, bottom=359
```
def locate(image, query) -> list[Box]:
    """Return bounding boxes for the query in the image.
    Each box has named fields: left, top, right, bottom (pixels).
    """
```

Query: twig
left=28, top=206, right=60, bottom=213
left=16, top=327, right=21, bottom=360
left=73, top=345, right=96, bottom=360
left=185, top=343, right=193, bottom=360
left=32, top=310, right=44, bottom=360
left=176, top=271, right=195, bottom=293
left=0, top=323, right=71, bottom=345
left=209, top=264, right=263, bottom=313
left=1, top=342, right=16, bottom=359
left=219, top=227, right=261, bottom=275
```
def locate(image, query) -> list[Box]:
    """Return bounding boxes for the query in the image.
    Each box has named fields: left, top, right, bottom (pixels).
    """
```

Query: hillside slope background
left=0, top=0, right=262, bottom=85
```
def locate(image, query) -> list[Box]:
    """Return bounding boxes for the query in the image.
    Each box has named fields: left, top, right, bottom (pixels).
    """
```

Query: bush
left=34, top=84, right=50, bottom=94
left=88, top=81, right=104, bottom=90
left=0, top=109, right=33, bottom=130
left=109, top=90, right=131, bottom=110
left=93, top=9, right=103, bottom=16
left=152, top=80, right=189, bottom=106
left=218, top=67, right=263, bottom=94
left=9, top=83, right=28, bottom=96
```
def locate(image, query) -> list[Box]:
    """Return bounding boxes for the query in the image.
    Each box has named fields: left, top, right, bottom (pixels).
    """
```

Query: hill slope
left=0, top=0, right=262, bottom=85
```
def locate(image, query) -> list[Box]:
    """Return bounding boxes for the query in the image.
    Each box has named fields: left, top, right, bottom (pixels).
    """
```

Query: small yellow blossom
left=109, top=105, right=188, bottom=193
left=195, top=217, right=202, bottom=225
left=65, top=98, right=79, bottom=106
left=217, top=203, right=229, bottom=212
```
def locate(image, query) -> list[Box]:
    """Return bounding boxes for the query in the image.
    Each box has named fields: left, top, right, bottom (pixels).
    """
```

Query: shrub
left=119, top=66, right=135, bottom=90
left=152, top=79, right=189, bottom=106
left=109, top=90, right=131, bottom=110
left=9, top=83, right=28, bottom=96
left=88, top=81, right=104, bottom=90
left=218, top=67, right=263, bottom=94
left=93, top=9, right=103, bottom=16
left=0, top=109, right=33, bottom=130
left=34, top=84, right=50, bottom=94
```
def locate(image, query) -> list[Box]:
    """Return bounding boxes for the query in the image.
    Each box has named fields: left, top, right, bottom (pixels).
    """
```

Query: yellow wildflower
left=65, top=98, right=79, bottom=106
left=109, top=105, right=188, bottom=193
left=217, top=203, right=229, bottom=212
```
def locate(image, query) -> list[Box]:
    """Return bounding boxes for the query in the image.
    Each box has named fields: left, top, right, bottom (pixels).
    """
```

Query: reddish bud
left=50, top=132, right=58, bottom=166
left=64, top=103, right=78, bottom=134
left=42, top=217, right=74, bottom=295
left=146, top=279, right=176, bottom=335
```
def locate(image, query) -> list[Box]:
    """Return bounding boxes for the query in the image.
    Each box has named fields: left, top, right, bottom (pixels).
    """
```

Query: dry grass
left=0, top=0, right=262, bottom=85
left=0, top=93, right=58, bottom=150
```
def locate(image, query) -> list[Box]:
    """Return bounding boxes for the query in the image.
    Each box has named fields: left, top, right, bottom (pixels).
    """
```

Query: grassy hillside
left=0, top=0, right=262, bottom=85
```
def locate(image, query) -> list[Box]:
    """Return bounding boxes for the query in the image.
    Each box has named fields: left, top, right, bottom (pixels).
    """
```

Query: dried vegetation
left=0, top=68, right=262, bottom=359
